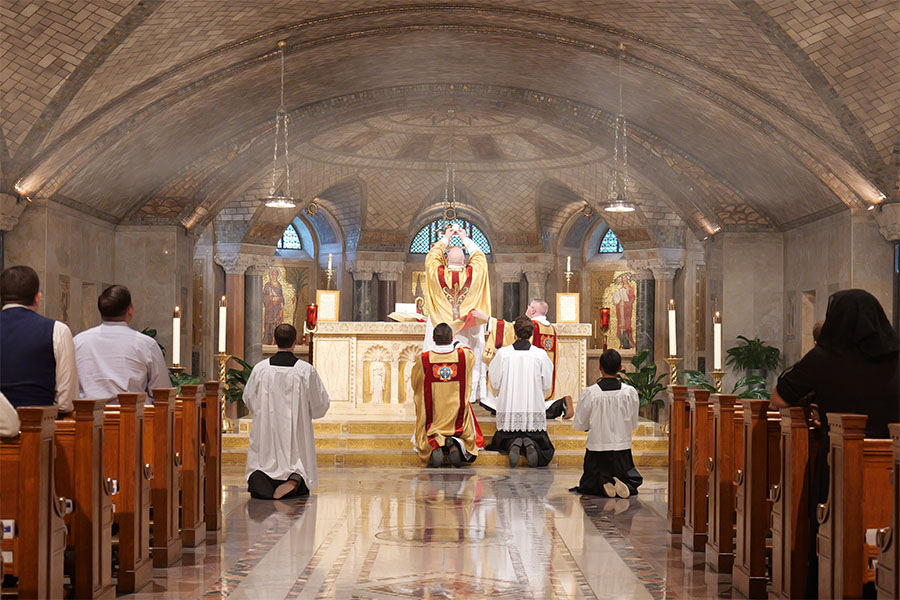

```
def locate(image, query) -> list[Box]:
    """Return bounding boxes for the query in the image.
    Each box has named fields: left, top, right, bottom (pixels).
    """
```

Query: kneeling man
left=570, top=349, right=642, bottom=498
left=412, top=323, right=483, bottom=468
left=486, top=316, right=555, bottom=467
left=244, top=324, right=330, bottom=499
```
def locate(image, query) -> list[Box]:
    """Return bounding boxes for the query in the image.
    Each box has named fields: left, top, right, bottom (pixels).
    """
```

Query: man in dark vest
left=0, top=265, right=77, bottom=413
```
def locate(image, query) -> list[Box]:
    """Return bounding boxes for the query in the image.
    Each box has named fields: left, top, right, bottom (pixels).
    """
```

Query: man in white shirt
left=74, top=285, right=170, bottom=400
left=0, top=391, right=20, bottom=437
left=485, top=316, right=555, bottom=467
left=244, top=324, right=330, bottom=499
left=0, top=265, right=77, bottom=414
left=571, top=349, right=642, bottom=498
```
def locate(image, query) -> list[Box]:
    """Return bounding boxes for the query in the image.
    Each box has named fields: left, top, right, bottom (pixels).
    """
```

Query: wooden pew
left=705, top=393, right=740, bottom=572
left=202, top=381, right=223, bottom=532
left=770, top=405, right=819, bottom=600
left=733, top=400, right=781, bottom=598
left=876, top=422, right=900, bottom=599
left=175, top=384, right=206, bottom=547
left=683, top=388, right=712, bottom=551
left=146, top=388, right=182, bottom=568
left=0, top=406, right=66, bottom=599
left=103, top=394, right=152, bottom=593
left=54, top=399, right=114, bottom=599
left=666, top=385, right=689, bottom=533
left=816, top=413, right=893, bottom=599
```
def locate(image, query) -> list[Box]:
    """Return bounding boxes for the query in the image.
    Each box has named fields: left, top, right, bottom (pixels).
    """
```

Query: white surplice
left=572, top=383, right=640, bottom=451
left=74, top=321, right=170, bottom=401
left=488, top=343, right=553, bottom=432
left=243, top=358, right=330, bottom=490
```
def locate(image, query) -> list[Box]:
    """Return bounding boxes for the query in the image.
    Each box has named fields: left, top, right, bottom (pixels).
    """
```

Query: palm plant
left=224, top=357, right=254, bottom=405
left=617, top=350, right=667, bottom=408
left=725, top=335, right=783, bottom=372
left=682, top=369, right=770, bottom=399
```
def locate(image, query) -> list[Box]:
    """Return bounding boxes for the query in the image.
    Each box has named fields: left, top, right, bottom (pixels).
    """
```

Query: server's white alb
left=572, top=383, right=640, bottom=450
left=243, top=358, right=330, bottom=490
left=488, top=344, right=553, bottom=432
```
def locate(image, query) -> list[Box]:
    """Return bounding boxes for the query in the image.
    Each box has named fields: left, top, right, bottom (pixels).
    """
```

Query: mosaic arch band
left=422, top=226, right=491, bottom=401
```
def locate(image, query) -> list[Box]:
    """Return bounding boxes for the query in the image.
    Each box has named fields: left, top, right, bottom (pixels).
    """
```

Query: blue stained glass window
left=277, top=225, right=302, bottom=250
left=409, top=218, right=492, bottom=255
left=599, top=228, right=623, bottom=253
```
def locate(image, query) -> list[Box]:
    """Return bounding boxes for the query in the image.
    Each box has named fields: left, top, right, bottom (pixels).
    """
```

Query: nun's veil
left=816, top=289, right=899, bottom=360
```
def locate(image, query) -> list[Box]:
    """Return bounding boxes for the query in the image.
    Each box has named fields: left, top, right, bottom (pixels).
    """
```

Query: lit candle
left=668, top=299, right=677, bottom=357
left=566, top=255, right=572, bottom=272
left=217, top=296, right=227, bottom=353
left=172, top=306, right=181, bottom=366
left=713, top=311, right=723, bottom=370
left=328, top=253, right=333, bottom=270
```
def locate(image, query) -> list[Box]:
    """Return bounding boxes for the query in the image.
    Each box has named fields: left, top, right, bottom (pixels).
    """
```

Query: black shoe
left=508, top=438, right=523, bottom=468
left=446, top=440, right=463, bottom=468
left=430, top=447, right=444, bottom=468
left=522, top=438, right=539, bottom=466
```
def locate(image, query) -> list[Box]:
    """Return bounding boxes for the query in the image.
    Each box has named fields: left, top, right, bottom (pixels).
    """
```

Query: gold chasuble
left=411, top=347, right=484, bottom=462
left=423, top=240, right=491, bottom=334
left=484, top=318, right=559, bottom=400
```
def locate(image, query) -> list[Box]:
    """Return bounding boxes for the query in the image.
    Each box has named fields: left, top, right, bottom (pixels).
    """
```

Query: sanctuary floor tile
left=122, top=465, right=738, bottom=599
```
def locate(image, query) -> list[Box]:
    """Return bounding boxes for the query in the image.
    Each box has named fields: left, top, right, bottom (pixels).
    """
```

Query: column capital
left=872, top=203, right=900, bottom=241
left=348, top=260, right=376, bottom=281
left=522, top=265, right=554, bottom=282
left=214, top=252, right=269, bottom=275
left=0, top=193, right=27, bottom=232
left=494, top=263, right=523, bottom=284
left=374, top=261, right=405, bottom=282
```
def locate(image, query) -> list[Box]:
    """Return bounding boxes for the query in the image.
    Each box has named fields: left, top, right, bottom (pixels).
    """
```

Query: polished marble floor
left=123, top=465, right=738, bottom=599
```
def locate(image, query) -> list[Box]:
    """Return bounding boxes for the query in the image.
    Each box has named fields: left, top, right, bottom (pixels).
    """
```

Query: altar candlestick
left=328, top=253, right=333, bottom=270
left=566, top=255, right=572, bottom=272
left=172, top=306, right=181, bottom=366
left=668, top=299, right=677, bottom=357
left=713, top=311, right=723, bottom=370
left=217, top=296, right=227, bottom=353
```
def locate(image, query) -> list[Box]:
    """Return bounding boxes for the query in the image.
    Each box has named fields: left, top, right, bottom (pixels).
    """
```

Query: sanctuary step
left=222, top=409, right=668, bottom=468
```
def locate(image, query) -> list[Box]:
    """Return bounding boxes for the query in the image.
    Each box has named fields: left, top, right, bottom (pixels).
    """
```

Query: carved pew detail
left=705, top=393, right=738, bottom=572
left=0, top=406, right=65, bottom=599
left=667, top=385, right=689, bottom=533
left=146, top=388, right=182, bottom=568
left=683, top=389, right=712, bottom=551
left=202, top=381, right=223, bottom=531
left=54, top=399, right=114, bottom=599
left=104, top=393, right=153, bottom=593
left=176, top=384, right=206, bottom=547
left=876, top=422, right=900, bottom=599
left=817, top=413, right=892, bottom=599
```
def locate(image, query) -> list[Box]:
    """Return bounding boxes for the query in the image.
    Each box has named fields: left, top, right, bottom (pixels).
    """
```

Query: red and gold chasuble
left=423, top=240, right=491, bottom=333
left=485, top=319, right=558, bottom=400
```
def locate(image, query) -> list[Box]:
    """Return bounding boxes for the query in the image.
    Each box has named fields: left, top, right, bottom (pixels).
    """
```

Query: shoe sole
left=602, top=482, right=617, bottom=497
left=508, top=440, right=522, bottom=468
left=522, top=439, right=539, bottom=466
left=613, top=477, right=630, bottom=498
left=430, top=448, right=444, bottom=468
left=447, top=445, right=463, bottom=468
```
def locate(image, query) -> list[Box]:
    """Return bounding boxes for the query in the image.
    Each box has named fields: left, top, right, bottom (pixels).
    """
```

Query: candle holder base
left=709, top=369, right=728, bottom=393
left=214, top=353, right=235, bottom=434
left=169, top=365, right=184, bottom=376
left=564, top=270, right=574, bottom=293
left=663, top=357, right=682, bottom=385
left=324, top=268, right=334, bottom=290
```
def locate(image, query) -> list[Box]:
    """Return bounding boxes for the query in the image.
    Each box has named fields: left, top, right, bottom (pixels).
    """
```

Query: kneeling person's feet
left=602, top=481, right=617, bottom=497
left=613, top=476, right=630, bottom=498
left=563, top=396, right=574, bottom=419
left=445, top=440, right=463, bottom=468
left=273, top=474, right=303, bottom=500
left=430, top=447, right=444, bottom=468
left=508, top=438, right=523, bottom=467
left=522, top=438, right=539, bottom=466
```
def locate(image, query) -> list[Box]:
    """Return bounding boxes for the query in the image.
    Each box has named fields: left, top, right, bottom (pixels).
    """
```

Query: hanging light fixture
left=604, top=43, right=636, bottom=213
left=441, top=116, right=458, bottom=222
left=262, top=41, right=296, bottom=209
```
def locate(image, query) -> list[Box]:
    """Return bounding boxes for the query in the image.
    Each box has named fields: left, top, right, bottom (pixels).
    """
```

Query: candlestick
left=668, top=299, right=677, bottom=357
left=217, top=296, right=227, bottom=353
left=325, top=268, right=334, bottom=290
left=215, top=352, right=233, bottom=433
left=713, top=311, right=723, bottom=370
left=709, top=369, right=727, bottom=393
left=172, top=306, right=181, bottom=367
left=663, top=357, right=682, bottom=385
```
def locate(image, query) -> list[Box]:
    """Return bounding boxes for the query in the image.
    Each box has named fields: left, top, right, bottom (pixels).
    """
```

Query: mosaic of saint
left=261, top=266, right=309, bottom=345
left=591, top=270, right=638, bottom=350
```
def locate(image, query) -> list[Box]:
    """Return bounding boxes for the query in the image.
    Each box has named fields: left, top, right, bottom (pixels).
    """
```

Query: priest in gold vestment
left=412, top=323, right=484, bottom=467
left=422, top=226, right=491, bottom=401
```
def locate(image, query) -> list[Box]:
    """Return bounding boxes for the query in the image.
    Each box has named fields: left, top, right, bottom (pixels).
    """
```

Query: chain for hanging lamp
left=263, top=41, right=296, bottom=209
left=604, top=43, right=636, bottom=213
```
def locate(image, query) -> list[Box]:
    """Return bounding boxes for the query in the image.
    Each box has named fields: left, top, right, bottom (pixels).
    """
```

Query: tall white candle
left=713, top=311, right=723, bottom=370
left=668, top=299, right=677, bottom=357
left=172, top=306, right=181, bottom=366
left=217, top=296, right=227, bottom=353
left=328, top=253, right=333, bottom=270
left=566, top=255, right=572, bottom=271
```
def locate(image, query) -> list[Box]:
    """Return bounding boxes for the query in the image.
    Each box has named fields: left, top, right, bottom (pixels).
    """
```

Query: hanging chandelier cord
left=269, top=42, right=292, bottom=199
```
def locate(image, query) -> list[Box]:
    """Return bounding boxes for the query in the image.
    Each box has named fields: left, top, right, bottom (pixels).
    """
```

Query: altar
left=308, top=321, right=592, bottom=418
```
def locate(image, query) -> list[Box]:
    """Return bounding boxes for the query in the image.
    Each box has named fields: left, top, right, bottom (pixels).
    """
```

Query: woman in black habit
left=770, top=289, right=899, bottom=598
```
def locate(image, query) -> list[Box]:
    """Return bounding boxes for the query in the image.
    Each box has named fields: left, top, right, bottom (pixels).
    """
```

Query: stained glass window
left=277, top=224, right=302, bottom=250
left=409, top=218, right=492, bottom=254
left=598, top=228, right=623, bottom=253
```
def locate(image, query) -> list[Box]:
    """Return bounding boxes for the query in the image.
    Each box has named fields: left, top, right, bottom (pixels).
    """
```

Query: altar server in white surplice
left=244, top=324, right=330, bottom=500
left=74, top=285, right=170, bottom=400
left=486, top=316, right=555, bottom=467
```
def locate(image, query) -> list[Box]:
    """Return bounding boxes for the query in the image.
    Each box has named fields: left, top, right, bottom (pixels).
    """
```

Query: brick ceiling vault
left=2, top=1, right=896, bottom=240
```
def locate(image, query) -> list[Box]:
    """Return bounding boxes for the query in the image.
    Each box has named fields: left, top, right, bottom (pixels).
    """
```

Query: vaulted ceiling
left=2, top=1, right=897, bottom=249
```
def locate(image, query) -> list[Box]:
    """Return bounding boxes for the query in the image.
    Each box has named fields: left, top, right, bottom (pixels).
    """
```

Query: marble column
left=494, top=264, right=523, bottom=321
left=215, top=251, right=250, bottom=419
left=523, top=266, right=554, bottom=304
left=650, top=264, right=679, bottom=369
left=351, top=266, right=375, bottom=322
left=634, top=269, right=655, bottom=358
left=375, top=264, right=403, bottom=322
left=244, top=266, right=264, bottom=366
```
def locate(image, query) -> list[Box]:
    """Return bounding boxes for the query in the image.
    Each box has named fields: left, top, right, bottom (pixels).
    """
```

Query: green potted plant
left=681, top=370, right=770, bottom=399
left=616, top=350, right=667, bottom=421
left=225, top=357, right=254, bottom=419
left=725, top=335, right=783, bottom=388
